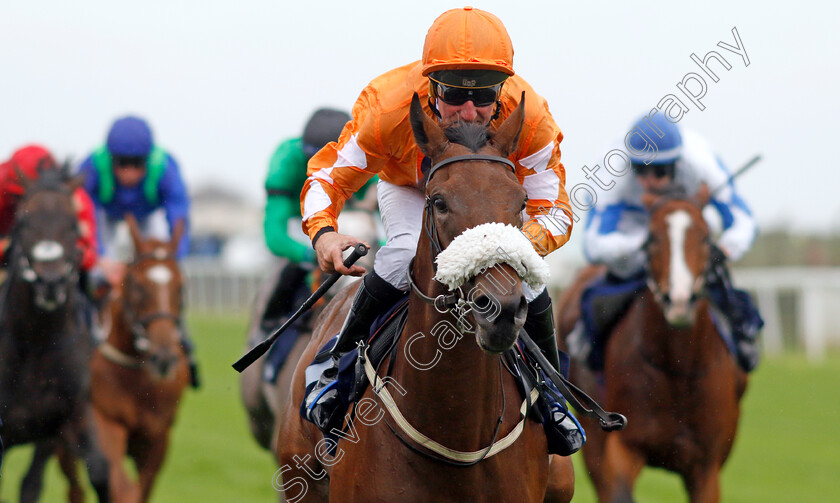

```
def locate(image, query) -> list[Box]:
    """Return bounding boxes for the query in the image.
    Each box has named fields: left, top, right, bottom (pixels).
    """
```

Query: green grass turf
left=1, top=314, right=279, bottom=502
left=2, top=314, right=839, bottom=501
left=570, top=353, right=840, bottom=502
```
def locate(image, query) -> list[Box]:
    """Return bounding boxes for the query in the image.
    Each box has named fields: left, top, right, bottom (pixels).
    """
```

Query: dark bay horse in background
left=276, top=94, right=574, bottom=502
left=57, top=214, right=189, bottom=503
left=0, top=164, right=110, bottom=502
left=558, top=186, right=748, bottom=503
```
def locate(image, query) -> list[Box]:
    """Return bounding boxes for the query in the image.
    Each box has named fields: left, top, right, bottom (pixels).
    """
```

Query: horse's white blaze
left=32, top=240, right=63, bottom=261
left=666, top=210, right=693, bottom=304
left=147, top=264, right=173, bottom=285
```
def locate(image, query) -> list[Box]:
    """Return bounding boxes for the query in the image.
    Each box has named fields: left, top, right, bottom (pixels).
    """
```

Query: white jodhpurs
left=98, top=209, right=170, bottom=262
left=373, top=180, right=542, bottom=302
left=373, top=180, right=424, bottom=292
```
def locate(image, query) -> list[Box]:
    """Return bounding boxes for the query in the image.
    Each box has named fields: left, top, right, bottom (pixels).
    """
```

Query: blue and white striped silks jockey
left=584, top=129, right=757, bottom=279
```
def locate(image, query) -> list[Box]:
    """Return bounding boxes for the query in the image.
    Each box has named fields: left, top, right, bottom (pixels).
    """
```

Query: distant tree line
left=739, top=229, right=840, bottom=267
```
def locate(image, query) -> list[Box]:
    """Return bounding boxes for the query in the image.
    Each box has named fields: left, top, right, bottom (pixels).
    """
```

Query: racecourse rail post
left=232, top=243, right=368, bottom=373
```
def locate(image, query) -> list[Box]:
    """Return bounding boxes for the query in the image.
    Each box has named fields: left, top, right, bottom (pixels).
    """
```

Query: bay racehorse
left=276, top=93, right=574, bottom=502
left=240, top=210, right=379, bottom=455
left=57, top=214, right=189, bottom=502
left=0, top=163, right=110, bottom=502
left=559, top=185, right=748, bottom=503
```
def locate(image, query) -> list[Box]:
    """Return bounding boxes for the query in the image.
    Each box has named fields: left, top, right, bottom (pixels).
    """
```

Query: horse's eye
left=433, top=197, right=448, bottom=213
left=521, top=199, right=527, bottom=212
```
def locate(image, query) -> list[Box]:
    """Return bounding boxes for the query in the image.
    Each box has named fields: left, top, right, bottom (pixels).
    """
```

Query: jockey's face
left=437, top=99, right=495, bottom=126
left=113, top=156, right=147, bottom=188
left=632, top=162, right=675, bottom=193
left=636, top=171, right=673, bottom=193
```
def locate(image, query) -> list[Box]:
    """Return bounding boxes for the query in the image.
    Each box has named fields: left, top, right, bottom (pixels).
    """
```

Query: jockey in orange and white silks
left=299, top=8, right=580, bottom=445
left=301, top=12, right=573, bottom=298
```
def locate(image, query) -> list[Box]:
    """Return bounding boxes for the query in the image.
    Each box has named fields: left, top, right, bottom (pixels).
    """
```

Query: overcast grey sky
left=2, top=0, right=838, bottom=247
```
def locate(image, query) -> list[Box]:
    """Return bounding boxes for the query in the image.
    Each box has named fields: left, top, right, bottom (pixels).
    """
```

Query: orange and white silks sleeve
left=503, top=79, right=574, bottom=256
left=301, top=62, right=425, bottom=241
left=301, top=88, right=383, bottom=240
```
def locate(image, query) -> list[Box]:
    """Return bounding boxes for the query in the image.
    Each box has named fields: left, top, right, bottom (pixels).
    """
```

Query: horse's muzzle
left=663, top=297, right=698, bottom=327
left=34, top=278, right=70, bottom=311
left=148, top=350, right=180, bottom=380
left=472, top=292, right=527, bottom=354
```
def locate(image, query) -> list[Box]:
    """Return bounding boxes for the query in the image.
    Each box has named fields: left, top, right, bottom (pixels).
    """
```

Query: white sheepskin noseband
left=434, top=223, right=550, bottom=291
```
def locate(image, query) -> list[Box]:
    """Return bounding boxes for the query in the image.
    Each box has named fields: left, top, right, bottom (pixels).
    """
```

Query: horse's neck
left=389, top=262, right=519, bottom=449
left=634, top=291, right=718, bottom=371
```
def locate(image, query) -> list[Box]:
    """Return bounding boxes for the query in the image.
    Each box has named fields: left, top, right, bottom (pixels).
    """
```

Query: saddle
left=577, top=273, right=647, bottom=371
left=577, top=265, right=763, bottom=373
left=300, top=296, right=586, bottom=457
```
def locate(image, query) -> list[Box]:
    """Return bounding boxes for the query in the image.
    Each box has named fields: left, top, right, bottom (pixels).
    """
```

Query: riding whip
left=710, top=154, right=761, bottom=197
left=518, top=332, right=627, bottom=432
left=232, top=243, right=368, bottom=373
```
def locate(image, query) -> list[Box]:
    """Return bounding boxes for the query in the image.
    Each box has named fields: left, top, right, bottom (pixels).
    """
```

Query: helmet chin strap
left=490, top=100, right=501, bottom=121
left=428, top=97, right=442, bottom=119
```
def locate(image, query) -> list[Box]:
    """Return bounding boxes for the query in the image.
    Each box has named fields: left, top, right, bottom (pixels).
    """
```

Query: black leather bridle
left=120, top=249, right=183, bottom=353
left=422, top=154, right=516, bottom=273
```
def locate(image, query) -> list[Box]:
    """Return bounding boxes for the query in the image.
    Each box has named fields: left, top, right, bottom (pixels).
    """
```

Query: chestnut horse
left=559, top=186, right=748, bottom=503
left=58, top=214, right=189, bottom=503
left=0, top=164, right=110, bottom=502
left=275, top=94, right=574, bottom=503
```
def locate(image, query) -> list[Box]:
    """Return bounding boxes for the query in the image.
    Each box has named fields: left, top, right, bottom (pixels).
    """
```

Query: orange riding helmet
left=422, top=7, right=514, bottom=111
left=422, top=6, right=514, bottom=78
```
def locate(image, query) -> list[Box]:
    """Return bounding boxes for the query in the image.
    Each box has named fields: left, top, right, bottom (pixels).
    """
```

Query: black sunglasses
left=113, top=156, right=147, bottom=169
left=631, top=162, right=674, bottom=179
left=433, top=82, right=502, bottom=107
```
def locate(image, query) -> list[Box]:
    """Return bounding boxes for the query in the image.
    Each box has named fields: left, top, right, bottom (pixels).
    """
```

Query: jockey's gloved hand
left=709, top=244, right=728, bottom=267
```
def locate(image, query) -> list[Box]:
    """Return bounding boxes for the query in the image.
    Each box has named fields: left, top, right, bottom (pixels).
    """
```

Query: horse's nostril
left=473, top=294, right=491, bottom=310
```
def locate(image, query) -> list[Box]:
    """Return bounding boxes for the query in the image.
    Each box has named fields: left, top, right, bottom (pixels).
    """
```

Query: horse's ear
left=124, top=213, right=144, bottom=249
left=489, top=91, right=525, bottom=157
left=641, top=192, right=659, bottom=210
left=68, top=164, right=87, bottom=192
left=409, top=93, right=449, bottom=160
left=12, top=164, right=33, bottom=192
left=169, top=218, right=185, bottom=253
left=694, top=183, right=711, bottom=208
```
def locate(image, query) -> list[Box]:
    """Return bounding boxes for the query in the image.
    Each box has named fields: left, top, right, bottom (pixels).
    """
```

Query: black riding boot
left=707, top=246, right=763, bottom=373
left=525, top=290, right=585, bottom=455
left=179, top=328, right=201, bottom=389
left=524, top=289, right=562, bottom=373
left=261, top=262, right=310, bottom=331
left=304, top=271, right=402, bottom=432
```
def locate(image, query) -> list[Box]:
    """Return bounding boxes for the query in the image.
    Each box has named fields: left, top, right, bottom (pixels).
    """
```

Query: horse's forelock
left=28, top=166, right=72, bottom=194
left=420, top=122, right=494, bottom=189
left=443, top=122, right=491, bottom=153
